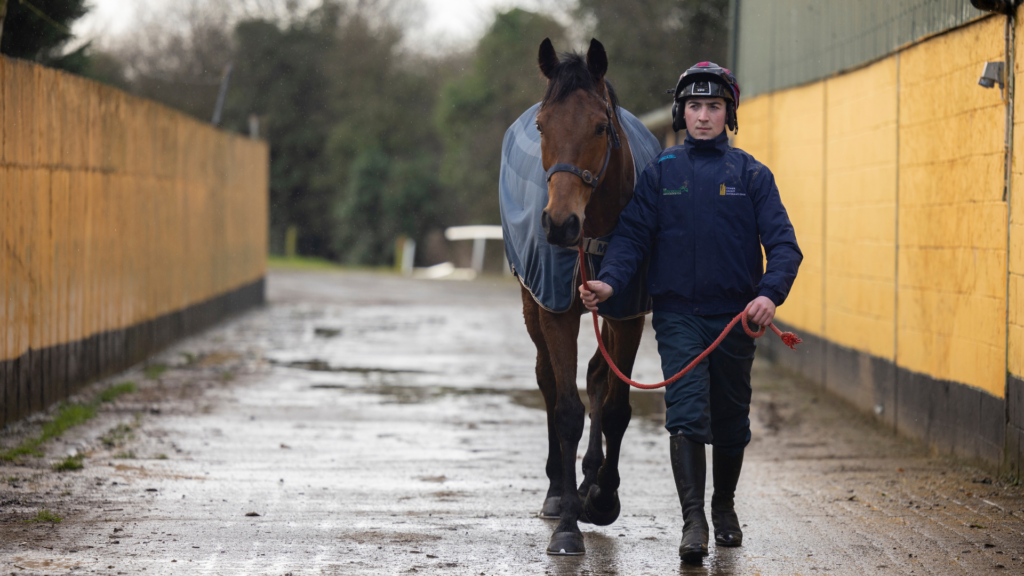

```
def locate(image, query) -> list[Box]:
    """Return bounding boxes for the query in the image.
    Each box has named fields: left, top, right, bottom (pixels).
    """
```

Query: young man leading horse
left=580, top=62, right=802, bottom=564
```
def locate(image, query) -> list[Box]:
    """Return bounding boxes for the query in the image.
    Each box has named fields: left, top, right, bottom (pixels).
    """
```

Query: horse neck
left=583, top=114, right=634, bottom=239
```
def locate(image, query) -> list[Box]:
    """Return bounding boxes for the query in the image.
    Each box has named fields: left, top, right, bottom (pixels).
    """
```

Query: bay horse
left=522, top=38, right=645, bottom=556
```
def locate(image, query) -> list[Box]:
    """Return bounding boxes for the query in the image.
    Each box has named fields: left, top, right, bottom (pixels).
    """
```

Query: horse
left=510, top=38, right=655, bottom=556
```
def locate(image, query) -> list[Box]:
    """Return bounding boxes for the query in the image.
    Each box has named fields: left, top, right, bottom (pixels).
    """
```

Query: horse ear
left=586, top=38, right=608, bottom=80
left=539, top=38, right=559, bottom=79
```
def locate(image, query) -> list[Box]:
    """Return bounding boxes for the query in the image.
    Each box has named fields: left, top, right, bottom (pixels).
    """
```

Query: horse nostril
left=541, top=210, right=552, bottom=234
left=564, top=214, right=581, bottom=243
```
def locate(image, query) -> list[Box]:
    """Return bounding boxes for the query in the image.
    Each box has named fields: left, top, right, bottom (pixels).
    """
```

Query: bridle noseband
left=543, top=104, right=622, bottom=189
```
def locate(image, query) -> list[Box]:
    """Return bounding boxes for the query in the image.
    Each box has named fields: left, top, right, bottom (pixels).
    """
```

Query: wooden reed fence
left=1, top=56, right=268, bottom=427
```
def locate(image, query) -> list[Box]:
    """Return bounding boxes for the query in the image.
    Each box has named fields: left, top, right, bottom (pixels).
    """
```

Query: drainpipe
left=211, top=62, right=234, bottom=127
left=727, top=0, right=741, bottom=72
left=971, top=0, right=1020, bottom=197
left=1005, top=13, right=1015, bottom=205
left=971, top=0, right=1019, bottom=201
left=1004, top=9, right=1017, bottom=466
left=971, top=0, right=1018, bottom=471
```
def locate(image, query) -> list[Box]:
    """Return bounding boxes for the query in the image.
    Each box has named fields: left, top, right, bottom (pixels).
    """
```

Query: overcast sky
left=74, top=0, right=567, bottom=50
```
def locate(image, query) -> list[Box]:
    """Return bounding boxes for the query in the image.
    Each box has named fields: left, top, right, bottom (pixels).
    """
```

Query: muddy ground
left=1, top=269, right=1023, bottom=575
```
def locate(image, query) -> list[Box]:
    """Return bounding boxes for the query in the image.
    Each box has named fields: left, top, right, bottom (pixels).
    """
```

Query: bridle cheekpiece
left=543, top=102, right=621, bottom=190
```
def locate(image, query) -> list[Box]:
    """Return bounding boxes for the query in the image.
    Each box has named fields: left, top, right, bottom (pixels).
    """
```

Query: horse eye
left=535, top=122, right=543, bottom=134
left=596, top=124, right=607, bottom=136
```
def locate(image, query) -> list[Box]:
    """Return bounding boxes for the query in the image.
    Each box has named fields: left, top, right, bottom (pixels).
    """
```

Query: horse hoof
left=583, top=485, right=620, bottom=526
left=539, top=496, right=560, bottom=519
left=546, top=531, right=585, bottom=556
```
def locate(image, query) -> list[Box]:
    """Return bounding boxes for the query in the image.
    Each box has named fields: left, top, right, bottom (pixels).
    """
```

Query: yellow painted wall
left=897, top=17, right=1007, bottom=396
left=734, top=94, right=772, bottom=164
left=732, top=16, right=1015, bottom=399
left=824, top=58, right=898, bottom=360
left=768, top=83, right=825, bottom=336
left=0, top=57, right=268, bottom=363
left=736, top=85, right=825, bottom=338
left=1011, top=18, right=1024, bottom=381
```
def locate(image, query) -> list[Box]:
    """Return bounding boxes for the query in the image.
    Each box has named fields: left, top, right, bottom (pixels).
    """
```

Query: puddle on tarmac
left=274, top=359, right=427, bottom=375
left=308, top=382, right=667, bottom=419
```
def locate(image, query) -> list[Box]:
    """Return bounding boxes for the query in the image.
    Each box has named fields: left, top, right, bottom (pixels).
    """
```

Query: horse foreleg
left=539, top=308, right=586, bottom=556
left=579, top=321, right=612, bottom=508
left=538, top=354, right=562, bottom=519
left=521, top=288, right=562, bottom=519
left=583, top=315, right=644, bottom=526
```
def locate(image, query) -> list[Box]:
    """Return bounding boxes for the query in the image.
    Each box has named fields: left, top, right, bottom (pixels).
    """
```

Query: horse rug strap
left=580, top=237, right=608, bottom=256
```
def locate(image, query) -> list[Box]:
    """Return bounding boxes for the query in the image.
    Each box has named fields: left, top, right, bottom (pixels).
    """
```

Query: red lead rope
left=578, top=246, right=803, bottom=390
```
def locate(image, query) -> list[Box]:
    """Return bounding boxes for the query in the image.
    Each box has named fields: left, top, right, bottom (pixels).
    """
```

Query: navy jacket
left=598, top=131, right=802, bottom=316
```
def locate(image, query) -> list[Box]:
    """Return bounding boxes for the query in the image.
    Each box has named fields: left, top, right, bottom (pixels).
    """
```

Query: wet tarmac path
left=2, top=269, right=1024, bottom=575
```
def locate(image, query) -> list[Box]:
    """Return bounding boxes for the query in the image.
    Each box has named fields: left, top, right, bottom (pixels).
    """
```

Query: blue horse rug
left=499, top=103, right=662, bottom=319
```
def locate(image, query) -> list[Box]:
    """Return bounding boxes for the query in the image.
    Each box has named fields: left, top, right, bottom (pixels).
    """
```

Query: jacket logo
left=719, top=183, right=742, bottom=196
left=663, top=187, right=687, bottom=196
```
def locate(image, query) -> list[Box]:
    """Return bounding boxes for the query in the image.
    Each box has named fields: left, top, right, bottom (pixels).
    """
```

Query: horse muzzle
left=542, top=210, right=582, bottom=248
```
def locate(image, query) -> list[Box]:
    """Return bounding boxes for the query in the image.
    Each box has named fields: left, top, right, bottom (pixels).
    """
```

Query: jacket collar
left=683, top=131, right=730, bottom=155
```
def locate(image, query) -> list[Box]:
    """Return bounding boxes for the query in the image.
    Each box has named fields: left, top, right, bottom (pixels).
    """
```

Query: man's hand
left=746, top=296, right=776, bottom=327
left=579, top=281, right=614, bottom=312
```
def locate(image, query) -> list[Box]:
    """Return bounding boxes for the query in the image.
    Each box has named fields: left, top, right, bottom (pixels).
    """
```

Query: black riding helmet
left=670, top=62, right=741, bottom=133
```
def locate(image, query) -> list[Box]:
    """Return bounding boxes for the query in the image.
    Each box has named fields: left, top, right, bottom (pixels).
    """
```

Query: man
left=579, top=62, right=802, bottom=564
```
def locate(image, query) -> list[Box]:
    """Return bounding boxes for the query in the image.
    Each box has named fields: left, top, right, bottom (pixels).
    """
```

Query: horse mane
left=541, top=52, right=619, bottom=113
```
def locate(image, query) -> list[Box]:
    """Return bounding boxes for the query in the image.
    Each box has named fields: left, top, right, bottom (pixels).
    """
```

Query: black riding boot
left=710, top=446, right=744, bottom=547
left=670, top=434, right=708, bottom=564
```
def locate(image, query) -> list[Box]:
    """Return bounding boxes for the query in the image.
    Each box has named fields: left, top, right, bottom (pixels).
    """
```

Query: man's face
left=683, top=97, right=727, bottom=140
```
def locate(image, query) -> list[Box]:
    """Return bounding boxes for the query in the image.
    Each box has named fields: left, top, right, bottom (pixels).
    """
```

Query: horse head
left=536, top=38, right=623, bottom=248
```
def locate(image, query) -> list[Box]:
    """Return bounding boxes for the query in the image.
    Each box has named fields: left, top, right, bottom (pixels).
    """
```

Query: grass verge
left=0, top=403, right=98, bottom=460
left=54, top=455, right=84, bottom=471
left=268, top=255, right=344, bottom=270
left=0, top=381, right=139, bottom=462
left=143, top=364, right=167, bottom=380
left=26, top=509, right=62, bottom=523
left=99, top=381, right=137, bottom=403
left=267, top=255, right=393, bottom=273
left=100, top=423, right=133, bottom=448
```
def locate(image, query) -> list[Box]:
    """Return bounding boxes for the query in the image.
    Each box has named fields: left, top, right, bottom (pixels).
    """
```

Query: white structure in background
left=443, top=225, right=505, bottom=273
left=412, top=261, right=477, bottom=280
left=399, top=237, right=416, bottom=276
left=407, top=225, right=508, bottom=281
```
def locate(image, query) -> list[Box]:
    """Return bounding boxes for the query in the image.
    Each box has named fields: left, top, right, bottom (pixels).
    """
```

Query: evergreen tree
left=1, top=0, right=91, bottom=73
left=226, top=1, right=450, bottom=264
left=226, top=6, right=341, bottom=257
left=49, top=2, right=730, bottom=266
left=575, top=0, right=730, bottom=112
left=434, top=9, right=566, bottom=224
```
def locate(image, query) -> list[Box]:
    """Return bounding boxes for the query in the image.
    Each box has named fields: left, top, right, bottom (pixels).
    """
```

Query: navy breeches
left=652, top=311, right=755, bottom=453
